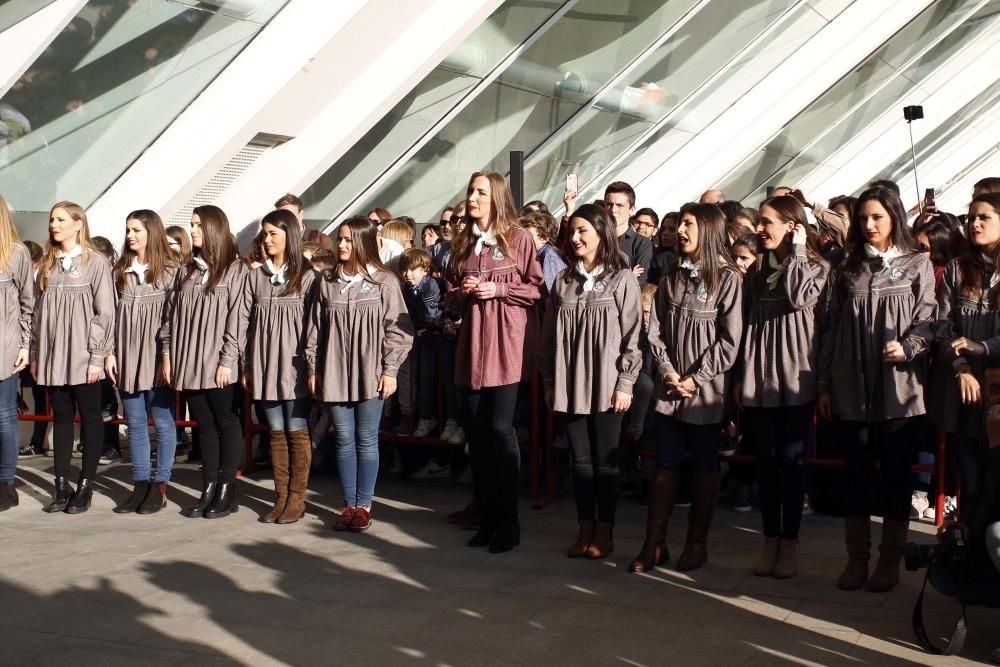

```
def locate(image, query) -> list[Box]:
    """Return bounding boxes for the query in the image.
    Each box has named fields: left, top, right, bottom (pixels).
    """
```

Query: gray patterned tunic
left=0, top=244, right=33, bottom=374
left=539, top=267, right=642, bottom=414
left=230, top=264, right=315, bottom=401
left=303, top=269, right=414, bottom=403
left=162, top=260, right=247, bottom=391
left=32, top=249, right=114, bottom=386
left=114, top=265, right=177, bottom=393
left=648, top=263, right=743, bottom=425
left=817, top=252, right=936, bottom=422
left=740, top=246, right=830, bottom=407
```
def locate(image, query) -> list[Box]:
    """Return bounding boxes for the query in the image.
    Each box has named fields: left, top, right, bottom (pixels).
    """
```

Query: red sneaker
left=334, top=507, right=355, bottom=531
left=349, top=507, right=372, bottom=532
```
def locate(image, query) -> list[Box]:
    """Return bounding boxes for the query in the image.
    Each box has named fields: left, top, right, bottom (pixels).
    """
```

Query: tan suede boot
left=277, top=429, right=312, bottom=524
left=837, top=517, right=871, bottom=590
left=753, top=537, right=780, bottom=577
left=773, top=539, right=799, bottom=579
left=261, top=430, right=289, bottom=523
left=866, top=520, right=908, bottom=592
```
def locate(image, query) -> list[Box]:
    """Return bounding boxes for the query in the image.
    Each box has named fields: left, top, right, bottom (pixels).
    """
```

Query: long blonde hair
left=0, top=196, right=21, bottom=272
left=38, top=201, right=95, bottom=291
left=448, top=171, right=519, bottom=276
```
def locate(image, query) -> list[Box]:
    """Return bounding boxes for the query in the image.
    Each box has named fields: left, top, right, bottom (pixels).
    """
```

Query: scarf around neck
left=575, top=261, right=605, bottom=292
left=766, top=252, right=789, bottom=290
left=127, top=258, right=148, bottom=285
left=56, top=245, right=82, bottom=272
left=192, top=255, right=210, bottom=285
left=338, top=264, right=377, bottom=293
left=863, top=243, right=903, bottom=266
left=472, top=224, right=497, bottom=256
left=265, top=258, right=286, bottom=286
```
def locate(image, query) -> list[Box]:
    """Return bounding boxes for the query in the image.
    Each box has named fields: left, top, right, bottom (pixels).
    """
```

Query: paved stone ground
left=1, top=456, right=997, bottom=666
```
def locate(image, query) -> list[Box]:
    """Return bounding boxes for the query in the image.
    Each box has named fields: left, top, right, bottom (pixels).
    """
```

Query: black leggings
left=464, top=384, right=520, bottom=517
left=49, top=384, right=103, bottom=479
left=654, top=414, right=720, bottom=473
left=744, top=404, right=811, bottom=540
left=565, top=411, right=623, bottom=524
left=184, top=386, right=243, bottom=483
left=839, top=417, right=916, bottom=521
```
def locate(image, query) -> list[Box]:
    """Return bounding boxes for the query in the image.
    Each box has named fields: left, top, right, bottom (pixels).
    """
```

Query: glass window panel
left=301, top=0, right=565, bottom=226
left=0, top=0, right=59, bottom=33
left=337, top=0, right=703, bottom=226
left=717, top=0, right=991, bottom=203
left=0, top=0, right=287, bottom=214
left=524, top=0, right=800, bottom=209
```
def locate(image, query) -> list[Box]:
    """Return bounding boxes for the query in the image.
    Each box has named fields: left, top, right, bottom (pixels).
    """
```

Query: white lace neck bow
left=192, top=255, right=209, bottom=285
left=265, top=259, right=285, bottom=286
left=338, top=264, right=377, bottom=293
left=127, top=258, right=148, bottom=285
left=680, top=257, right=699, bottom=280
left=472, top=224, right=497, bottom=256
left=863, top=243, right=903, bottom=266
left=575, top=261, right=605, bottom=292
left=56, top=245, right=82, bottom=271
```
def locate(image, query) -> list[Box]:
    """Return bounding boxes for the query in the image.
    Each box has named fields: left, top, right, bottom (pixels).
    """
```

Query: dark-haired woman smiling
left=304, top=218, right=413, bottom=532
left=818, top=188, right=936, bottom=592
left=630, top=203, right=742, bottom=573
left=107, top=210, right=179, bottom=514
left=230, top=209, right=315, bottom=524
left=162, top=205, right=247, bottom=519
left=540, top=204, right=641, bottom=559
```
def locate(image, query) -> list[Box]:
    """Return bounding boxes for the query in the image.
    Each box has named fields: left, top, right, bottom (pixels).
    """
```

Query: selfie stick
left=904, top=105, right=924, bottom=215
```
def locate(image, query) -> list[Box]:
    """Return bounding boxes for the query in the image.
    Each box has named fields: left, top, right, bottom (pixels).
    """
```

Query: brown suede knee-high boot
left=629, top=469, right=679, bottom=573
left=261, top=430, right=289, bottom=523
left=278, top=429, right=312, bottom=524
left=675, top=472, right=720, bottom=572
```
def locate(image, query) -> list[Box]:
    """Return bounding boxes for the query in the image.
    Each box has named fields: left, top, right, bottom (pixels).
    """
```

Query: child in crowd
left=91, top=235, right=123, bottom=465
left=519, top=210, right=567, bottom=297
left=399, top=248, right=443, bottom=439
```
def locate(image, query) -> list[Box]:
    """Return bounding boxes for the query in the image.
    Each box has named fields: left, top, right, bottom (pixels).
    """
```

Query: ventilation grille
left=169, top=134, right=287, bottom=228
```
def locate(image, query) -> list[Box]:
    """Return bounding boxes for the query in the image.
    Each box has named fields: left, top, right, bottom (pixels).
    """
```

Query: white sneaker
left=439, top=419, right=457, bottom=441
left=412, top=418, right=437, bottom=438
left=943, top=495, right=959, bottom=518
left=448, top=427, right=465, bottom=446
left=922, top=505, right=936, bottom=521
left=410, top=461, right=451, bottom=481
left=910, top=494, right=930, bottom=519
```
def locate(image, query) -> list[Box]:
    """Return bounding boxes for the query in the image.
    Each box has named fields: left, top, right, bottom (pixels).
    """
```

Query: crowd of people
left=0, top=172, right=999, bottom=608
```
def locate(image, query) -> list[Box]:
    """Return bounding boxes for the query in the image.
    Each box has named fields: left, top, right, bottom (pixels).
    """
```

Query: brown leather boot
left=629, top=469, right=679, bottom=573
left=837, top=516, right=871, bottom=590
left=866, top=520, right=908, bottom=592
left=753, top=537, right=780, bottom=577
left=567, top=521, right=594, bottom=558
left=278, top=429, right=312, bottom=524
left=676, top=472, right=720, bottom=572
left=585, top=522, right=614, bottom=559
left=261, top=430, right=289, bottom=523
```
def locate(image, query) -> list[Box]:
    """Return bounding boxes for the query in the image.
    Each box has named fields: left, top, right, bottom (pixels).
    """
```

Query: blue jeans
left=329, top=396, right=383, bottom=508
left=0, top=373, right=20, bottom=484
left=259, top=399, right=310, bottom=431
left=121, top=386, right=177, bottom=482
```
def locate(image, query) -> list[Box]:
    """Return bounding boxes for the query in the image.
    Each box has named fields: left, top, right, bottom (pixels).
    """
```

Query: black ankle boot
left=114, top=481, right=150, bottom=514
left=44, top=477, right=73, bottom=513
left=467, top=507, right=497, bottom=548
left=137, top=482, right=167, bottom=515
left=489, top=513, right=521, bottom=554
left=65, top=478, right=94, bottom=514
left=0, top=482, right=18, bottom=511
left=182, top=481, right=218, bottom=518
left=204, top=480, right=238, bottom=519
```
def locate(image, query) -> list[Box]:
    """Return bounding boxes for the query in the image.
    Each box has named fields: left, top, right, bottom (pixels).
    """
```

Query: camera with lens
left=904, top=524, right=969, bottom=572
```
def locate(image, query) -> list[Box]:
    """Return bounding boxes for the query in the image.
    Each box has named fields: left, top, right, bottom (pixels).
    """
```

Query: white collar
left=863, top=243, right=903, bottom=265
left=338, top=264, right=377, bottom=293
left=127, top=258, right=148, bottom=285
left=766, top=252, right=788, bottom=290
left=472, top=224, right=497, bottom=256
left=575, top=261, right=605, bottom=292
left=192, top=255, right=209, bottom=285
left=680, top=257, right=699, bottom=280
left=56, top=245, right=82, bottom=271
left=265, top=258, right=285, bottom=286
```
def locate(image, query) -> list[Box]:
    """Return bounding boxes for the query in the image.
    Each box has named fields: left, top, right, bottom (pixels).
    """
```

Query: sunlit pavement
left=1, top=457, right=996, bottom=666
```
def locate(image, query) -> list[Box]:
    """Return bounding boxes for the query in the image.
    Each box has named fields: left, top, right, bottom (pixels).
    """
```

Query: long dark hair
left=913, top=218, right=958, bottom=269
left=165, top=225, right=192, bottom=264
left=261, top=209, right=306, bottom=296
left=323, top=216, right=389, bottom=282
left=674, top=202, right=736, bottom=295
left=957, top=193, right=1000, bottom=307
left=448, top=171, right=519, bottom=276
left=842, top=187, right=914, bottom=275
left=186, top=204, right=238, bottom=293
left=562, top=203, right=629, bottom=284
left=114, top=209, right=177, bottom=292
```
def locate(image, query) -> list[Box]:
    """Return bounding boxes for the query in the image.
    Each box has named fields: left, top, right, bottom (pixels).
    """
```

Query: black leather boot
left=137, top=482, right=167, bottom=515
left=65, top=478, right=94, bottom=514
left=182, top=481, right=218, bottom=518
left=467, top=503, right=497, bottom=547
left=204, top=480, right=238, bottom=519
left=489, top=509, right=520, bottom=554
left=44, top=477, right=73, bottom=513
left=0, top=482, right=18, bottom=511
left=114, top=481, right=150, bottom=514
